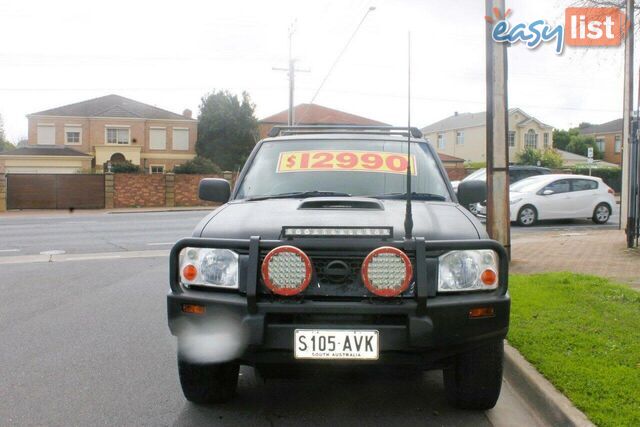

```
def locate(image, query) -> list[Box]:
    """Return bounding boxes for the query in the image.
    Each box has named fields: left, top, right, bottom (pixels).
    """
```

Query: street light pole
left=485, top=0, right=510, bottom=256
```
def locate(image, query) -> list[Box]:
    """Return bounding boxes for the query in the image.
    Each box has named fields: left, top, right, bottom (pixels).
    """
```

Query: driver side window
left=544, top=179, right=570, bottom=194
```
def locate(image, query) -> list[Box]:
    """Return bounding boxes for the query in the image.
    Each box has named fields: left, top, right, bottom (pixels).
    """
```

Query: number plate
left=294, top=329, right=379, bottom=360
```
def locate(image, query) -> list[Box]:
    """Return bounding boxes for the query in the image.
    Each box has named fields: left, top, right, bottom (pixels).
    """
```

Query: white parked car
left=505, top=174, right=616, bottom=226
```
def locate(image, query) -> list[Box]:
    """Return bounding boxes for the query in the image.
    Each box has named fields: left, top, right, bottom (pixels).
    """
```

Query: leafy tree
left=110, top=160, right=141, bottom=173
left=173, top=156, right=222, bottom=174
left=540, top=149, right=563, bottom=168
left=195, top=90, right=258, bottom=170
left=566, top=134, right=603, bottom=159
left=0, top=140, right=14, bottom=152
left=552, top=128, right=579, bottom=151
left=516, top=148, right=563, bottom=168
left=0, top=113, right=14, bottom=152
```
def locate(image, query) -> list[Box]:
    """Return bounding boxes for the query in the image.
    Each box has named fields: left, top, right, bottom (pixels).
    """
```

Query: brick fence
left=105, top=173, right=231, bottom=209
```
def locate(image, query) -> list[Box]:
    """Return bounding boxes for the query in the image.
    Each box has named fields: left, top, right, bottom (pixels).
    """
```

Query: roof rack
left=267, top=125, right=423, bottom=139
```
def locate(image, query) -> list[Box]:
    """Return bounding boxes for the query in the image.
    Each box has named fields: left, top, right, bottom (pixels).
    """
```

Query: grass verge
left=509, top=273, right=640, bottom=427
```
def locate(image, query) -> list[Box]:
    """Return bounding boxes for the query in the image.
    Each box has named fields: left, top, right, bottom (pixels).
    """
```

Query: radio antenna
left=404, top=31, right=414, bottom=240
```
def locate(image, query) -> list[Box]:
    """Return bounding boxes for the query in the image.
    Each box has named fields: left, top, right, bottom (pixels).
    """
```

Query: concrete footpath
left=511, top=228, right=640, bottom=289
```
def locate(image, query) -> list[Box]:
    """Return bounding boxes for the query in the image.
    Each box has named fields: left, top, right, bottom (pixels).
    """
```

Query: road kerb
left=503, top=342, right=594, bottom=427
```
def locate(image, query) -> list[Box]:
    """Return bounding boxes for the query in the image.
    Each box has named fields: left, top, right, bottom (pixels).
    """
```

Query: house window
left=595, top=137, right=605, bottom=153
left=37, top=124, right=55, bottom=145
left=524, top=129, right=538, bottom=149
left=543, top=132, right=549, bottom=148
left=149, top=128, right=167, bottom=150
left=65, top=126, right=82, bottom=145
left=437, top=133, right=445, bottom=149
left=173, top=128, right=189, bottom=151
left=508, top=131, right=515, bottom=147
left=106, top=127, right=130, bottom=145
left=456, top=131, right=464, bottom=145
left=150, top=165, right=165, bottom=174
left=615, top=135, right=622, bottom=153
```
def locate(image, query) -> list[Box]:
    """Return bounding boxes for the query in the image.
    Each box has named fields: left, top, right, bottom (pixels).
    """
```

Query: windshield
left=510, top=176, right=547, bottom=193
left=463, top=168, right=486, bottom=182
left=235, top=139, right=450, bottom=200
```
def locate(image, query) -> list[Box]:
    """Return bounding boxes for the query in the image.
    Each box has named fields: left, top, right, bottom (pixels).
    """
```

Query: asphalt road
left=0, top=255, right=540, bottom=426
left=0, top=210, right=208, bottom=256
left=0, top=208, right=620, bottom=257
left=0, top=210, right=544, bottom=426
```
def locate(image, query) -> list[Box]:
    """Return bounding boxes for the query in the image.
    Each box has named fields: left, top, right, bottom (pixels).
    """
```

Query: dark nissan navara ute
left=167, top=125, right=510, bottom=410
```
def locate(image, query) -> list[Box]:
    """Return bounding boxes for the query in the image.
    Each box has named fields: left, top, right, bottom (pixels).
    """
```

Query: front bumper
left=167, top=237, right=510, bottom=366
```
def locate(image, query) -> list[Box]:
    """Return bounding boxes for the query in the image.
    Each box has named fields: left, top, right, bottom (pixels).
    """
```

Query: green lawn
left=508, top=273, right=640, bottom=427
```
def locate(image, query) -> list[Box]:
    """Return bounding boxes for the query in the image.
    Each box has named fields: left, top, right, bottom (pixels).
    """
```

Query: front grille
left=259, top=249, right=416, bottom=298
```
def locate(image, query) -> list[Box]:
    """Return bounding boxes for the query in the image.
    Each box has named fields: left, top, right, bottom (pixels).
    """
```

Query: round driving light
left=261, top=246, right=312, bottom=296
left=480, top=268, right=497, bottom=286
left=182, top=264, right=198, bottom=281
left=361, top=246, right=413, bottom=297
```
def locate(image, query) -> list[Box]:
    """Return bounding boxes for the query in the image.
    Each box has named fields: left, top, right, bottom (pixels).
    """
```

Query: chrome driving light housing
left=179, top=247, right=239, bottom=288
left=438, top=250, right=498, bottom=292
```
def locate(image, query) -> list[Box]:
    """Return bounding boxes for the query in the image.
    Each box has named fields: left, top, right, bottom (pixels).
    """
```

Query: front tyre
left=516, top=205, right=537, bottom=227
left=592, top=203, right=611, bottom=224
left=178, top=357, right=239, bottom=404
left=443, top=339, right=504, bottom=410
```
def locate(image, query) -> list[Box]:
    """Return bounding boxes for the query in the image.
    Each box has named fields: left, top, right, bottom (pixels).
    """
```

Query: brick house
left=258, top=103, right=389, bottom=139
left=0, top=94, right=197, bottom=174
left=578, top=119, right=623, bottom=166
left=422, top=108, right=554, bottom=163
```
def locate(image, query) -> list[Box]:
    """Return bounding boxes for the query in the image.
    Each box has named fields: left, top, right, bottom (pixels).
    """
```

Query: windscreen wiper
left=245, top=191, right=352, bottom=201
left=371, top=192, right=446, bottom=201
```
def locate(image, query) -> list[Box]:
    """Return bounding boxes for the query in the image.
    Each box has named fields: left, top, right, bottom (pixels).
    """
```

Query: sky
left=0, top=0, right=636, bottom=143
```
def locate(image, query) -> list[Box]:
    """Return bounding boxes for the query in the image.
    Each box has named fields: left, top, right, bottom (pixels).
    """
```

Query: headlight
left=179, top=247, right=239, bottom=289
left=438, top=250, right=498, bottom=292
left=510, top=198, right=522, bottom=205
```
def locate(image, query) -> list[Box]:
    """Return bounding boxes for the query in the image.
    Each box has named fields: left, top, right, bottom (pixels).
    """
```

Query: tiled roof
left=437, top=152, right=465, bottom=162
left=260, top=103, right=388, bottom=126
left=422, top=108, right=552, bottom=133
left=0, top=146, right=92, bottom=157
left=422, top=111, right=487, bottom=133
left=30, top=94, right=193, bottom=121
left=578, top=118, right=623, bottom=135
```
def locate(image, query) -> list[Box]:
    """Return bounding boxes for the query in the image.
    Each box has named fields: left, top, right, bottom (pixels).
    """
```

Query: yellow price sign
left=276, top=150, right=417, bottom=175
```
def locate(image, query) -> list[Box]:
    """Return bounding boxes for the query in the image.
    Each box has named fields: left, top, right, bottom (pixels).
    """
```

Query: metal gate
left=7, top=174, right=105, bottom=209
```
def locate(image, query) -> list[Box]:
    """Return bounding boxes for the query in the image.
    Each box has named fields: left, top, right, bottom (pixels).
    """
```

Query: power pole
left=485, top=0, right=510, bottom=255
left=273, top=23, right=309, bottom=125
left=621, top=0, right=638, bottom=248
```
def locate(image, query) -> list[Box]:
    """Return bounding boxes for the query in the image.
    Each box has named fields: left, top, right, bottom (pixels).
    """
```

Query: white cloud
left=0, top=0, right=635, bottom=141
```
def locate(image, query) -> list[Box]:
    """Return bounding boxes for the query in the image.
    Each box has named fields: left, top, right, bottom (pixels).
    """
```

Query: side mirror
left=199, top=178, right=231, bottom=203
left=457, top=180, right=487, bottom=212
left=542, top=189, right=554, bottom=196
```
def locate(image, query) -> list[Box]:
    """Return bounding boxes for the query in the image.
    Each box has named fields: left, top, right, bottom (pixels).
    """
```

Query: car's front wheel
left=517, top=205, right=537, bottom=226
left=592, top=203, right=611, bottom=224
left=178, top=357, right=239, bottom=404
left=443, top=339, right=504, bottom=410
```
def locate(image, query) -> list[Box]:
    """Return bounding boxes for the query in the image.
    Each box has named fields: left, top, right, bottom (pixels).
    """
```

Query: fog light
left=361, top=246, right=412, bottom=297
left=261, top=246, right=312, bottom=296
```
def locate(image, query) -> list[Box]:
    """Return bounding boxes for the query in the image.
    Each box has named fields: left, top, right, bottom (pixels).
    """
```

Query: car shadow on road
left=172, top=366, right=491, bottom=426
